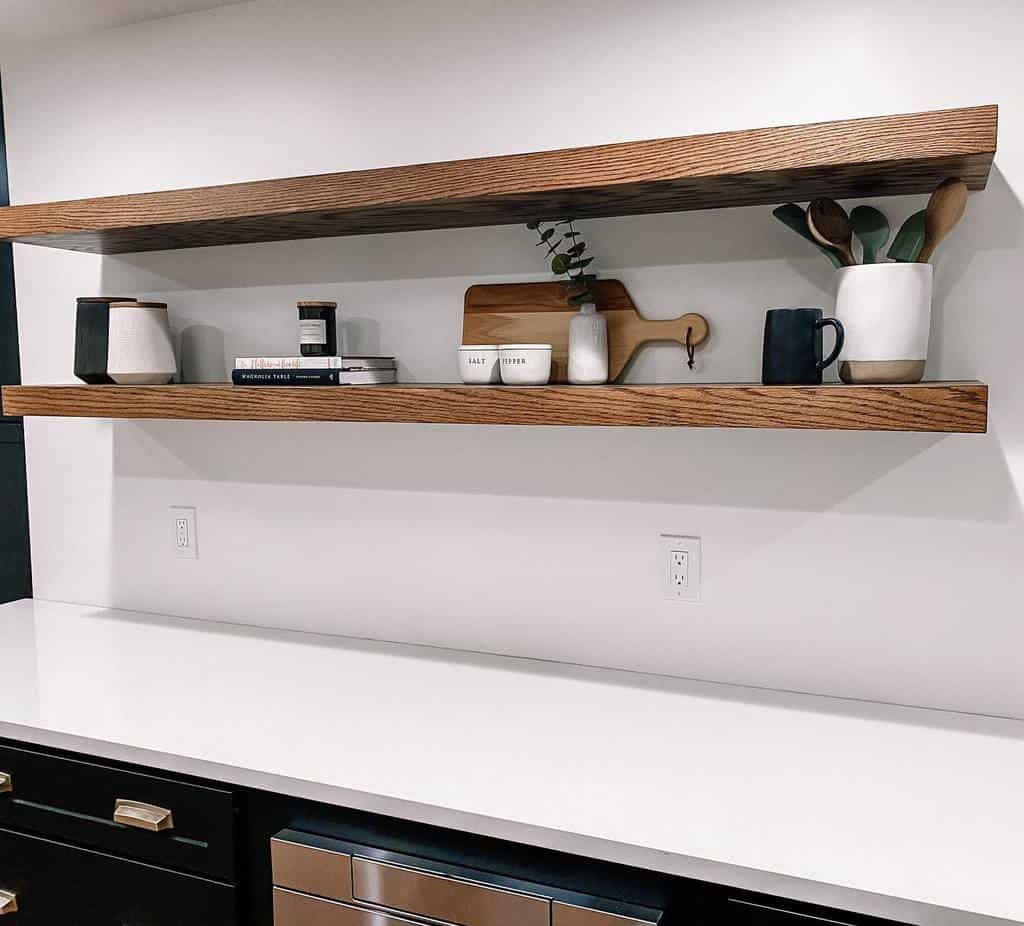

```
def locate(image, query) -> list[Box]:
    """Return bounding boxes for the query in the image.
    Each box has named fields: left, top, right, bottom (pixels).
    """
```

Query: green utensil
left=772, top=203, right=843, bottom=269
left=887, top=210, right=927, bottom=262
left=849, top=206, right=890, bottom=264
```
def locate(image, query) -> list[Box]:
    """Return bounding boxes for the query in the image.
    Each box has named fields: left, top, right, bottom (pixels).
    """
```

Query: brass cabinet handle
left=113, top=798, right=175, bottom=832
left=0, top=890, right=17, bottom=915
left=0, top=772, right=11, bottom=794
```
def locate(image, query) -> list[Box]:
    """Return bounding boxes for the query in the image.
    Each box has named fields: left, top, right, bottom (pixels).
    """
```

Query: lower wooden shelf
left=0, top=382, right=988, bottom=432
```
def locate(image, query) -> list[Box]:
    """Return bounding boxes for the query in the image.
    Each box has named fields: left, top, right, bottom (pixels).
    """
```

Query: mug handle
left=815, top=317, right=845, bottom=372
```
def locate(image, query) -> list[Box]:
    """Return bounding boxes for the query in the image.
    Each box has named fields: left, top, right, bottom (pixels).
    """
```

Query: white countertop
left=1, top=599, right=1020, bottom=926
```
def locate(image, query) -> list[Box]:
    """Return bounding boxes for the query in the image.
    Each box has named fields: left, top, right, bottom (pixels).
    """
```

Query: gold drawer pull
left=114, top=799, right=175, bottom=832
left=0, top=772, right=11, bottom=794
left=0, top=890, right=17, bottom=915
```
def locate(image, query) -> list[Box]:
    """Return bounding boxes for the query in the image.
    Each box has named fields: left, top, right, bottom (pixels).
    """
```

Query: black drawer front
left=0, top=827, right=235, bottom=925
left=0, top=744, right=235, bottom=880
left=726, top=897, right=864, bottom=925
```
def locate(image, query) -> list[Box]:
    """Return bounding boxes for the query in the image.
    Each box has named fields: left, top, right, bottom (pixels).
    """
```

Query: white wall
left=4, top=0, right=1023, bottom=718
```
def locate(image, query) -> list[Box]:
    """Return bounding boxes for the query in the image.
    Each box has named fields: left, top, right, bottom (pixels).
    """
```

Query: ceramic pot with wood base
left=75, top=298, right=177, bottom=385
left=834, top=263, right=931, bottom=384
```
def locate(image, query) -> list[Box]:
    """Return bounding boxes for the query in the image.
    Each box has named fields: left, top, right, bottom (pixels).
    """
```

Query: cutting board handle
left=636, top=313, right=709, bottom=347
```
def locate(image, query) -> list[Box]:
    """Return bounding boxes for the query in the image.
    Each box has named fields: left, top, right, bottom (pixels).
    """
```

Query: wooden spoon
left=807, top=199, right=857, bottom=267
left=917, top=178, right=968, bottom=263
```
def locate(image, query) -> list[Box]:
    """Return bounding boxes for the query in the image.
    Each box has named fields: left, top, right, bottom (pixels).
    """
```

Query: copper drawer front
left=352, top=857, right=550, bottom=926
left=274, top=889, right=420, bottom=926
left=272, top=836, right=353, bottom=903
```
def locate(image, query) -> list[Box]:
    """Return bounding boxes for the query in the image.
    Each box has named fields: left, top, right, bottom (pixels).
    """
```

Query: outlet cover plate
left=661, top=534, right=701, bottom=602
left=172, top=506, right=197, bottom=559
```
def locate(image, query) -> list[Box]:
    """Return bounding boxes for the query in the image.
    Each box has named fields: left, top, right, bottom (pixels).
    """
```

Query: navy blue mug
left=762, top=308, right=844, bottom=386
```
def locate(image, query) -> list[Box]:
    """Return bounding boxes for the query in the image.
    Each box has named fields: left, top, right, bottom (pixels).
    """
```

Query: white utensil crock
left=834, top=263, right=932, bottom=384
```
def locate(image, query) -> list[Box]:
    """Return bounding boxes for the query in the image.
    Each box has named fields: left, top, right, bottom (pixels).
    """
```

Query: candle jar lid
left=297, top=300, right=337, bottom=308
left=109, top=301, right=168, bottom=309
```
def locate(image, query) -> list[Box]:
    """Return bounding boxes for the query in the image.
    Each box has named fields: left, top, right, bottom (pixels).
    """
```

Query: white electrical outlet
left=172, top=506, right=198, bottom=559
left=661, top=534, right=701, bottom=602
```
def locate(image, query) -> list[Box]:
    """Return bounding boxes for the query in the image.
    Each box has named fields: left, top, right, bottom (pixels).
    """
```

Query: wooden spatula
left=917, top=178, right=968, bottom=263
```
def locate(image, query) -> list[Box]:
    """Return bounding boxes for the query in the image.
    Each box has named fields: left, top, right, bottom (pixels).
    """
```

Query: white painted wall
left=4, top=0, right=1023, bottom=718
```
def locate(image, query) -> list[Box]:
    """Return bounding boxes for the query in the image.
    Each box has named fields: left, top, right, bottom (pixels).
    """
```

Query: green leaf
left=541, top=228, right=555, bottom=241
left=566, top=242, right=587, bottom=257
left=551, top=254, right=570, bottom=275
left=887, top=210, right=926, bottom=262
left=567, top=257, right=594, bottom=271
left=526, top=220, right=541, bottom=231
left=563, top=231, right=580, bottom=239
left=568, top=290, right=593, bottom=306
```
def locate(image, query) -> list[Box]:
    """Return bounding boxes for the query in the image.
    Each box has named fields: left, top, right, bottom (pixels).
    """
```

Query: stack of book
left=232, top=356, right=397, bottom=386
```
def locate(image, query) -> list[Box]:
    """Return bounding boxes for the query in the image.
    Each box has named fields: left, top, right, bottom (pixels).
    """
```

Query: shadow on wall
left=109, top=421, right=1019, bottom=523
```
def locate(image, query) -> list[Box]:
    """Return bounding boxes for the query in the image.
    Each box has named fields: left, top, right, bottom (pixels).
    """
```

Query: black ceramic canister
left=74, top=296, right=137, bottom=383
left=298, top=300, right=338, bottom=357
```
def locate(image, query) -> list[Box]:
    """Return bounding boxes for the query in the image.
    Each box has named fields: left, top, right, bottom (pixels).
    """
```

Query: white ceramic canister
left=834, top=263, right=932, bottom=384
left=497, top=344, right=552, bottom=385
left=568, top=303, right=609, bottom=384
left=458, top=345, right=501, bottom=384
left=106, top=301, right=178, bottom=385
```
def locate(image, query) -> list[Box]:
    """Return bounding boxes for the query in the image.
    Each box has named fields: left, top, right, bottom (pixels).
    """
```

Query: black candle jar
left=297, top=300, right=338, bottom=357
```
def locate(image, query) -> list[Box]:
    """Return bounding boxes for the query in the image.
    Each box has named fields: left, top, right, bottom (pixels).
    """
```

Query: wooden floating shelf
left=0, top=383, right=989, bottom=433
left=0, top=105, right=997, bottom=254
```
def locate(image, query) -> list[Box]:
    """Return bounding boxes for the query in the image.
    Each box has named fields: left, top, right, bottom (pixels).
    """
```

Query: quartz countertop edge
left=1, top=598, right=1020, bottom=926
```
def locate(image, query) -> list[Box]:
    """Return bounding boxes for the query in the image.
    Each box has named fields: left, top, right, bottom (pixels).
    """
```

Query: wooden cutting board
left=463, top=280, right=708, bottom=383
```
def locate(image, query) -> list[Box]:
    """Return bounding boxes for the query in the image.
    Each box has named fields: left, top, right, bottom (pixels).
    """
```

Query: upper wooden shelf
left=0, top=383, right=988, bottom=432
left=0, top=105, right=997, bottom=254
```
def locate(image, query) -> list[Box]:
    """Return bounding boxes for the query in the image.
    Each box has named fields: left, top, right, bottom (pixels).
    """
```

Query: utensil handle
left=816, top=318, right=845, bottom=371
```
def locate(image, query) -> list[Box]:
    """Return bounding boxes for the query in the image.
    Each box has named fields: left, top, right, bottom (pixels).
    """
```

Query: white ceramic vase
left=568, top=303, right=609, bottom=385
left=834, top=263, right=932, bottom=384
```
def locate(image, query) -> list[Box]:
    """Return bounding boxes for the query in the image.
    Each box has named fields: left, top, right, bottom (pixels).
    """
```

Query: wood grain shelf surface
left=0, top=382, right=989, bottom=432
left=0, top=105, right=997, bottom=254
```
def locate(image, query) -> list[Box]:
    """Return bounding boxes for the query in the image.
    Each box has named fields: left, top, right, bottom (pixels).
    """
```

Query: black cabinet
left=0, top=437, right=31, bottom=603
left=0, top=741, right=238, bottom=925
left=721, top=895, right=895, bottom=926
left=0, top=73, right=31, bottom=602
left=0, top=827, right=235, bottom=925
left=0, top=743, right=236, bottom=880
